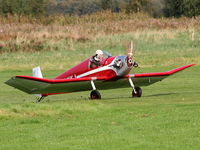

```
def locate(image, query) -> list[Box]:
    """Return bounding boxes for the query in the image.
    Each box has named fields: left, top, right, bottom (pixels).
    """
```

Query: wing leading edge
left=5, top=76, right=109, bottom=94
left=125, top=64, right=195, bottom=87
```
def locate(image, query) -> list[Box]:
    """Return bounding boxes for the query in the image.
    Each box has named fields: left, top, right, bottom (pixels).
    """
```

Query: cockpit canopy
left=103, top=51, right=112, bottom=58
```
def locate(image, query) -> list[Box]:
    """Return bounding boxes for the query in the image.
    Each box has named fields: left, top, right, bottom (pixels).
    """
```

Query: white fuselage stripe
left=77, top=58, right=116, bottom=78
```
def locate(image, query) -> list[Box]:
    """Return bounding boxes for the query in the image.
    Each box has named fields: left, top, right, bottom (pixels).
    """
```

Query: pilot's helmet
left=95, top=50, right=103, bottom=61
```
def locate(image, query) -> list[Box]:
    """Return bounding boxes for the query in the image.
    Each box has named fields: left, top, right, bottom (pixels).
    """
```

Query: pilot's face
left=98, top=54, right=103, bottom=60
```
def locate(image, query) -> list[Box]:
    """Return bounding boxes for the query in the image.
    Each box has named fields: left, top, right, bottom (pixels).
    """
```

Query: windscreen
left=103, top=51, right=112, bottom=58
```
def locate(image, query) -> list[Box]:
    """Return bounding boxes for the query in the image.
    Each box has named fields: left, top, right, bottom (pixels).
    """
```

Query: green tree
left=125, top=0, right=152, bottom=14
left=181, top=0, right=200, bottom=17
left=30, top=0, right=48, bottom=15
left=0, top=0, right=48, bottom=16
left=101, top=0, right=113, bottom=10
left=164, top=0, right=200, bottom=17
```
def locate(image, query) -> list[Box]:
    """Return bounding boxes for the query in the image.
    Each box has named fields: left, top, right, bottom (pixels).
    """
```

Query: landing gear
left=90, top=79, right=101, bottom=100
left=90, top=90, right=101, bottom=100
left=128, top=77, right=142, bottom=98
left=132, top=87, right=142, bottom=97
left=37, top=96, right=46, bottom=102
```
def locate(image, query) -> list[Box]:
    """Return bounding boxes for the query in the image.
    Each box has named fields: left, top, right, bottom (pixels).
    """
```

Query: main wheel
left=90, top=90, right=101, bottom=100
left=132, top=87, right=142, bottom=97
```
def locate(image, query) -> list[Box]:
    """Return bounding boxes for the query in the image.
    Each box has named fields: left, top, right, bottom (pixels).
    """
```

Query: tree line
left=0, top=0, right=199, bottom=17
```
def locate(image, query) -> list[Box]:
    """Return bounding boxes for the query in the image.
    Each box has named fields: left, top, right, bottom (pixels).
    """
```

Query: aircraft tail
left=33, top=66, right=43, bottom=78
left=32, top=66, right=43, bottom=97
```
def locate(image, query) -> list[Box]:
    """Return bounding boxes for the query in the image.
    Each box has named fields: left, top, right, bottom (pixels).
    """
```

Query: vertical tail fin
left=32, top=66, right=43, bottom=97
left=33, top=66, right=43, bottom=78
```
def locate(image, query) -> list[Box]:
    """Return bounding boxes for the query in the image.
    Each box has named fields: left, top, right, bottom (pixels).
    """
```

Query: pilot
left=90, top=50, right=104, bottom=69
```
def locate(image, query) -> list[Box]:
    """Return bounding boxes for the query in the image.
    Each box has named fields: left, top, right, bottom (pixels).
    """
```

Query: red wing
left=125, top=64, right=195, bottom=87
left=5, top=76, right=109, bottom=94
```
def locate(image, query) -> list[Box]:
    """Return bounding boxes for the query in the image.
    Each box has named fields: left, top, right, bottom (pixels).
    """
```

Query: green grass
left=0, top=65, right=200, bottom=150
left=0, top=24, right=200, bottom=149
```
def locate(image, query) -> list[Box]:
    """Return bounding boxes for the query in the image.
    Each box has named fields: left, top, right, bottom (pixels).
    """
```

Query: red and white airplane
left=5, top=43, right=195, bottom=102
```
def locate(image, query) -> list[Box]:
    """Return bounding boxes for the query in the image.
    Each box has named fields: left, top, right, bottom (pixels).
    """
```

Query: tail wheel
left=132, top=87, right=142, bottom=97
left=90, top=90, right=101, bottom=100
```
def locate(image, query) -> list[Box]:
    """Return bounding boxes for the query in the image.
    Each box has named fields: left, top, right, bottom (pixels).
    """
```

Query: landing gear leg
left=90, top=80, right=101, bottom=100
left=128, top=77, right=142, bottom=98
left=37, top=96, right=46, bottom=102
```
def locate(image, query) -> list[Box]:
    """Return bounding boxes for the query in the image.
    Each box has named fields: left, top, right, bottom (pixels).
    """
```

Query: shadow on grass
left=144, top=91, right=200, bottom=98
left=43, top=93, right=179, bottom=102
left=101, top=92, right=179, bottom=101
left=36, top=91, right=200, bottom=103
left=144, top=92, right=179, bottom=97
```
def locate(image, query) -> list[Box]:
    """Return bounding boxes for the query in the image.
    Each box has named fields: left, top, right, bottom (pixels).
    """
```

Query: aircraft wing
left=5, top=64, right=194, bottom=95
left=5, top=76, right=109, bottom=95
left=125, top=64, right=195, bottom=87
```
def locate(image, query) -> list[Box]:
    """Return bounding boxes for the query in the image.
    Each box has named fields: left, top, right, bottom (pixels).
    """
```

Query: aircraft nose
left=126, top=56, right=133, bottom=67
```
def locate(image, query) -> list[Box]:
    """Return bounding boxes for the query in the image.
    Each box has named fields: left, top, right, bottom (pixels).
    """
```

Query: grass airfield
left=0, top=15, right=200, bottom=149
left=0, top=65, right=200, bottom=150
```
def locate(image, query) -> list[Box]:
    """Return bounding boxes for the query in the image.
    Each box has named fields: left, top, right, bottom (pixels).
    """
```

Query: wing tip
left=169, top=63, right=195, bottom=75
left=126, top=63, right=195, bottom=78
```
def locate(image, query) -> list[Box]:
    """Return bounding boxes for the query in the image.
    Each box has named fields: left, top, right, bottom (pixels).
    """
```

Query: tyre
left=90, top=90, right=101, bottom=100
left=132, top=87, right=142, bottom=97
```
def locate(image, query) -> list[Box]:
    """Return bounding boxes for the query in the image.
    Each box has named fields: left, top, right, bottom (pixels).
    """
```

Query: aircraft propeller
left=127, top=41, right=133, bottom=58
left=126, top=41, right=138, bottom=68
left=112, top=41, right=138, bottom=68
left=126, top=41, right=134, bottom=67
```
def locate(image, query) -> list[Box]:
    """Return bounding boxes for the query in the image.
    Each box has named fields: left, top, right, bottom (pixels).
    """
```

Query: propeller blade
left=127, top=41, right=133, bottom=58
